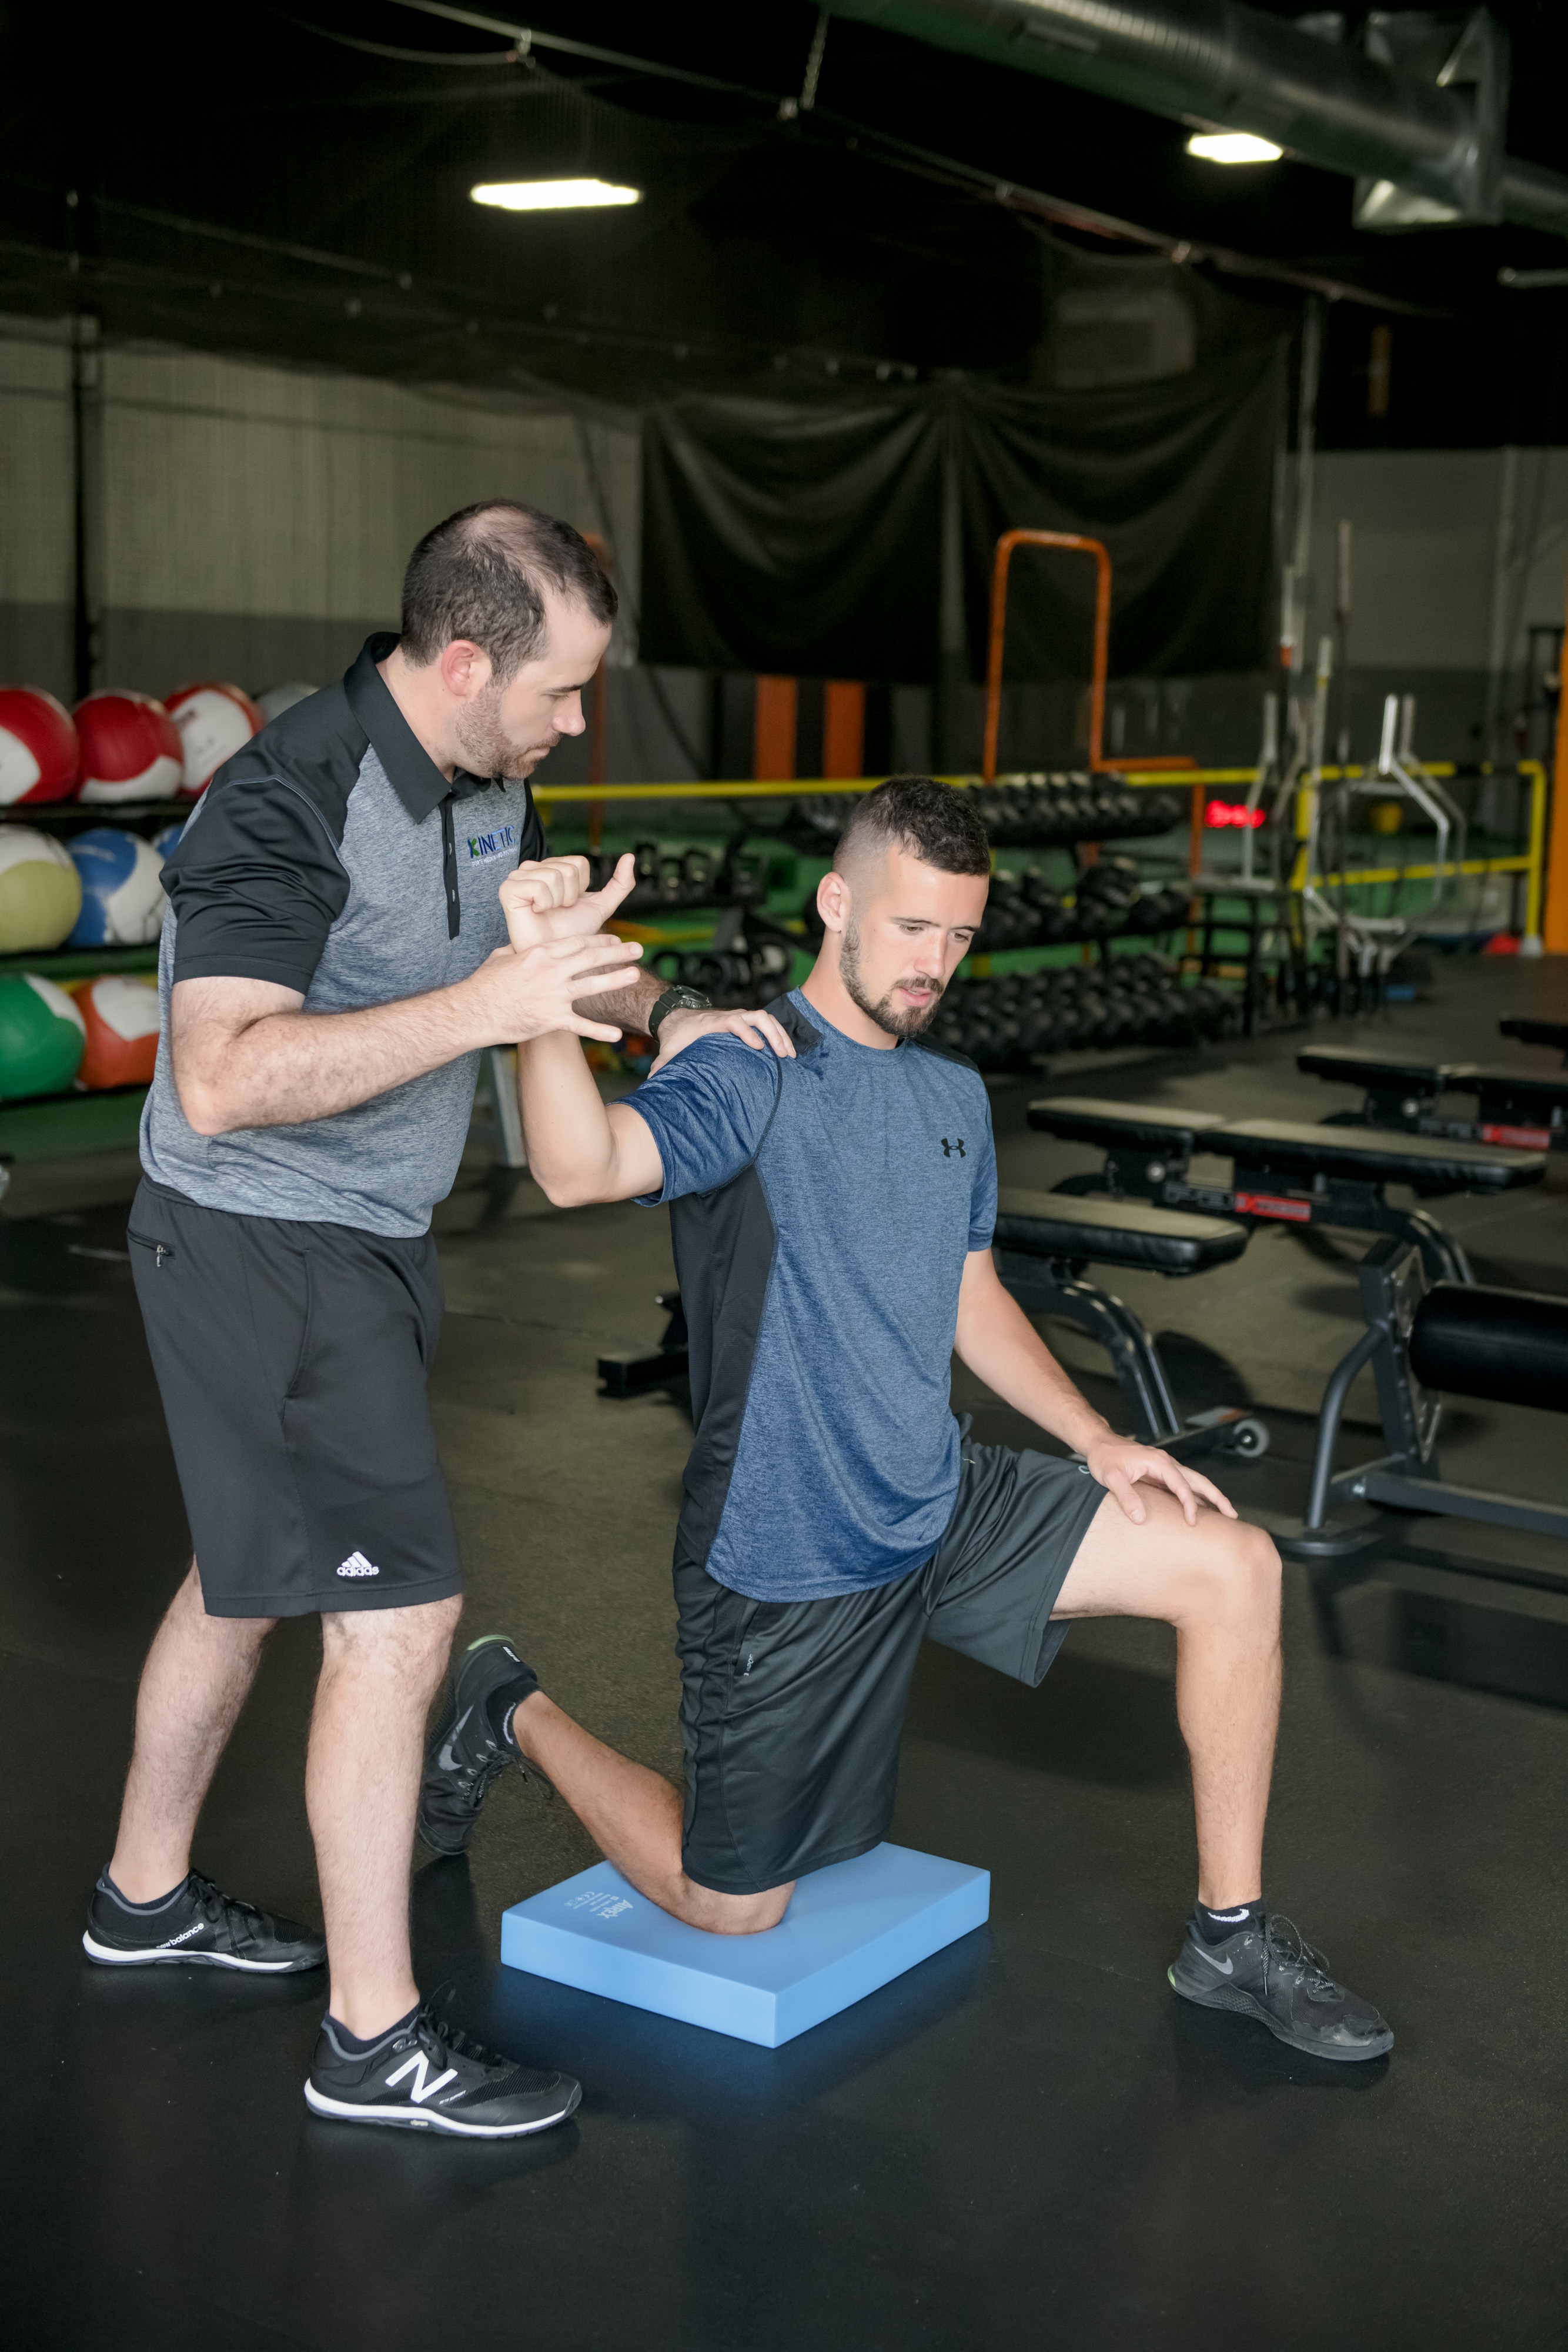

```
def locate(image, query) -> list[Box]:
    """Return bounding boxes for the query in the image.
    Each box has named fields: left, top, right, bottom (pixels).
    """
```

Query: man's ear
left=437, top=639, right=492, bottom=703
left=817, top=868, right=852, bottom=936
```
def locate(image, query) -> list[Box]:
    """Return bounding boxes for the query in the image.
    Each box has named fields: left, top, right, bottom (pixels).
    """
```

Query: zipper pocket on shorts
left=127, top=1230, right=176, bottom=1269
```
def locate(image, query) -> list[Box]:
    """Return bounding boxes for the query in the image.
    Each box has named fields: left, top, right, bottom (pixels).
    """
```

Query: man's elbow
left=175, top=1073, right=240, bottom=1137
left=533, top=1164, right=608, bottom=1209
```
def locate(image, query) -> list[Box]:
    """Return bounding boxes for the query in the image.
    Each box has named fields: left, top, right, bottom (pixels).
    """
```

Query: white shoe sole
left=82, top=1929, right=315, bottom=1973
left=303, top=2078, right=581, bottom=2137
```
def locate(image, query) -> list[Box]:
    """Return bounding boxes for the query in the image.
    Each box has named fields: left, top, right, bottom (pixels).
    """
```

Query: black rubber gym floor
left=4, top=958, right=1566, bottom=2351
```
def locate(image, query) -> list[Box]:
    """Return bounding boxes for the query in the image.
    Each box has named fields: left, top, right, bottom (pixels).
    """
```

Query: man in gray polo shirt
left=83, top=500, right=788, bottom=2140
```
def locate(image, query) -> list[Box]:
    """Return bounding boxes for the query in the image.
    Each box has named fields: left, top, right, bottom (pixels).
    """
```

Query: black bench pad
left=1412, top=1282, right=1568, bottom=1414
left=995, top=1189, right=1249, bottom=1275
left=1026, top=1097, right=1230, bottom=1151
left=1500, top=1017, right=1568, bottom=1055
left=1219, top=1117, right=1544, bottom=1190
left=1297, top=1047, right=1473, bottom=1092
left=1298, top=1047, right=1568, bottom=1113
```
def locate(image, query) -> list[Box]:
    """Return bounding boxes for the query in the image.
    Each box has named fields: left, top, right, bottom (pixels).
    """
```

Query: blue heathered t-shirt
left=628, top=990, right=997, bottom=1602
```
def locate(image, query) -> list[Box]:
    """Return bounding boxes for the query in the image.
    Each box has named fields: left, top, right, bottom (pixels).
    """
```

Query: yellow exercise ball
left=0, top=827, right=82, bottom=953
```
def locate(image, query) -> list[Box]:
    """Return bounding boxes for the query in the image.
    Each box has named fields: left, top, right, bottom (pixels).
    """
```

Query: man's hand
left=500, top=853, right=636, bottom=950
left=470, top=933, right=644, bottom=1046
left=1083, top=1436, right=1237, bottom=1528
left=651, top=1004, right=797, bottom=1072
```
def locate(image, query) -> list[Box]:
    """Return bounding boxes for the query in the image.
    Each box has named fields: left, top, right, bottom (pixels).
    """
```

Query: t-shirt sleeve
left=626, top=1035, right=783, bottom=1205
left=968, top=1089, right=998, bottom=1250
left=165, top=776, right=350, bottom=994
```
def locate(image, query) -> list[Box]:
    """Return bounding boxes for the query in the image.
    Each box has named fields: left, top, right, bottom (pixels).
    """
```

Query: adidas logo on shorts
left=336, top=1551, right=380, bottom=1578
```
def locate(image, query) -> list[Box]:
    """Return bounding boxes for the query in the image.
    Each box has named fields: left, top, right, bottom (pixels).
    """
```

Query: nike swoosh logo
left=437, top=1707, right=473, bottom=1772
left=1194, top=1946, right=1235, bottom=1975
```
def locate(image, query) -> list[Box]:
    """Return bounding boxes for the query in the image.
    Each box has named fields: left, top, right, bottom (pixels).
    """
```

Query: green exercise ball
left=0, top=971, right=86, bottom=1098
left=0, top=826, right=82, bottom=953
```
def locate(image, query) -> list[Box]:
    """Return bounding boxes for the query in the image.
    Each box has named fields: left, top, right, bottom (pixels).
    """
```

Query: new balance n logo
left=336, top=1551, right=380, bottom=1578
left=386, top=2052, right=459, bottom=2104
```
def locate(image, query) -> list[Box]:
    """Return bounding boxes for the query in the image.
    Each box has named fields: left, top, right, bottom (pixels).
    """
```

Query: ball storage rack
left=0, top=796, right=183, bottom=1165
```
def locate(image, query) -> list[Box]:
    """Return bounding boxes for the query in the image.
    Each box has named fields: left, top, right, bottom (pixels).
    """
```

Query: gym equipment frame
left=1027, top=1096, right=1547, bottom=1288
left=1279, top=1235, right=1568, bottom=1605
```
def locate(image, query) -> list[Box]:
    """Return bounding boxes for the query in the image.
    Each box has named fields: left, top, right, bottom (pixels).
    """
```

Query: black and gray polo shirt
left=139, top=634, right=546, bottom=1236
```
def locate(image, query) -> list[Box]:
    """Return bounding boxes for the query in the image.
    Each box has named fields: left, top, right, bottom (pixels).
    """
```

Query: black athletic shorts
left=676, top=1435, right=1109, bottom=1895
left=129, top=1179, right=463, bottom=1619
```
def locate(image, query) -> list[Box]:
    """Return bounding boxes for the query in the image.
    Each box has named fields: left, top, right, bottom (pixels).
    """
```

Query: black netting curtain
left=954, top=349, right=1284, bottom=683
left=638, top=393, right=945, bottom=682
left=638, top=346, right=1285, bottom=684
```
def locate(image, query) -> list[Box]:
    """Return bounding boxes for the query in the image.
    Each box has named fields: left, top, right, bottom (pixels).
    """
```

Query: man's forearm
left=179, top=981, right=493, bottom=1135
left=956, top=1281, right=1114, bottom=1455
left=572, top=968, right=664, bottom=1033
left=516, top=1030, right=651, bottom=1204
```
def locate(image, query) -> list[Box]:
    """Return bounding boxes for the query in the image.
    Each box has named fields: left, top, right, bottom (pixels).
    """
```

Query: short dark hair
left=834, top=776, right=991, bottom=878
left=400, top=500, right=617, bottom=678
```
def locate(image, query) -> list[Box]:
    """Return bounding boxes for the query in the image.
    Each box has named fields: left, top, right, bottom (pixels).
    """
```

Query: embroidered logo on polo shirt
left=466, top=823, right=519, bottom=863
left=336, top=1551, right=380, bottom=1578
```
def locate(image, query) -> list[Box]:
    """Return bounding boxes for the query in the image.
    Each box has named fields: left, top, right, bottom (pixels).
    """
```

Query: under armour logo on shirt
left=940, top=1137, right=967, bottom=1158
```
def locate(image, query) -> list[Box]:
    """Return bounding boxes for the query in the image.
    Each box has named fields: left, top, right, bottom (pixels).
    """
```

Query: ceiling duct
left=825, top=2, right=1568, bottom=240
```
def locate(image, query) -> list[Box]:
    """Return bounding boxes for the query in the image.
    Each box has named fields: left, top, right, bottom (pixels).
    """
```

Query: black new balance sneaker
left=417, top=1635, right=551, bottom=1857
left=305, top=2003, right=581, bottom=2137
left=1169, top=1911, right=1393, bottom=2061
left=83, top=1870, right=326, bottom=1973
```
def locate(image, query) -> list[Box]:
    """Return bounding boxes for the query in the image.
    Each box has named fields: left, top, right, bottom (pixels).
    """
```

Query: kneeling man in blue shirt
left=423, top=777, right=1392, bottom=2062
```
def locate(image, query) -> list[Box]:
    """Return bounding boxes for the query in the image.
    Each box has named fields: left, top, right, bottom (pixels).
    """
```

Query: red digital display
left=1205, top=800, right=1266, bottom=829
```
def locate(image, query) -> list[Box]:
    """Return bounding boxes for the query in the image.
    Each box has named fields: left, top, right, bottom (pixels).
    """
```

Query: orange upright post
left=823, top=680, right=866, bottom=779
left=1545, top=569, right=1568, bottom=953
left=754, top=677, right=798, bottom=781
left=983, top=530, right=1112, bottom=781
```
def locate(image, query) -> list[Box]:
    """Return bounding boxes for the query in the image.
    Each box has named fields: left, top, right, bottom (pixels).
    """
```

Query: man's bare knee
left=677, top=1880, right=793, bottom=1935
left=321, top=1592, right=461, bottom=1695
left=1179, top=1518, right=1281, bottom=1632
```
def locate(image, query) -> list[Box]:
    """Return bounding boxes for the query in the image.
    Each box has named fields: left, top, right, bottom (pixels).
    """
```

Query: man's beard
left=454, top=682, right=558, bottom=781
left=839, top=918, right=944, bottom=1040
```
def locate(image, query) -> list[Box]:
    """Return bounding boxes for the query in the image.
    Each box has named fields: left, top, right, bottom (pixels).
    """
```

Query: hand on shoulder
left=650, top=1005, right=797, bottom=1074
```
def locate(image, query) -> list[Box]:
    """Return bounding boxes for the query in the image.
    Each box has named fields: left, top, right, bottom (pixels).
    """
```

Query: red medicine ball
left=75, top=691, right=184, bottom=804
left=0, top=687, right=79, bottom=805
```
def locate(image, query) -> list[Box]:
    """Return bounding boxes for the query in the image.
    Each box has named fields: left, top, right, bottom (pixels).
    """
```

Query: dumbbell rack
left=0, top=798, right=184, bottom=1166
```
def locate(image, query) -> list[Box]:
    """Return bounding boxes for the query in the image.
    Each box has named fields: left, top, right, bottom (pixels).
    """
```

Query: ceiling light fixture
left=470, top=179, right=641, bottom=212
left=1186, top=132, right=1283, bottom=165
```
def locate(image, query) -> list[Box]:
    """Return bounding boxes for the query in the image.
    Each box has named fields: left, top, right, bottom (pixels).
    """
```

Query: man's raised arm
left=517, top=1031, right=665, bottom=1207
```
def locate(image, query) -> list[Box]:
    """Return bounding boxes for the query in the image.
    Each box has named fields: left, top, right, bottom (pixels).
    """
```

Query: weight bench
left=1500, top=1016, right=1568, bottom=1065
left=993, top=1188, right=1268, bottom=1456
left=1297, top=1045, right=1568, bottom=1153
left=1278, top=1234, right=1568, bottom=1612
left=1026, top=1097, right=1547, bottom=1288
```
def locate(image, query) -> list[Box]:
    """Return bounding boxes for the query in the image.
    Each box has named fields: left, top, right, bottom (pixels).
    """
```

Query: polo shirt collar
left=343, top=634, right=497, bottom=821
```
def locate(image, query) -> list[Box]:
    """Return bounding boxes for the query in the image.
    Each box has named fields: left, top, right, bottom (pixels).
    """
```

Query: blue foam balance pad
left=500, top=1842, right=990, bottom=2049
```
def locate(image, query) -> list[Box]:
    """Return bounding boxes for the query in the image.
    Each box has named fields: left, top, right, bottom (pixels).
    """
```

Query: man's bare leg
left=108, top=1561, right=275, bottom=1902
left=510, top=1693, right=793, bottom=1936
left=1052, top=1491, right=1282, bottom=1909
left=307, top=1594, right=463, bottom=2038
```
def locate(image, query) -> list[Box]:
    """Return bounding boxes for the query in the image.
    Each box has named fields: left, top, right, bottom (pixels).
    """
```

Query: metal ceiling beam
left=825, top=1, right=1568, bottom=240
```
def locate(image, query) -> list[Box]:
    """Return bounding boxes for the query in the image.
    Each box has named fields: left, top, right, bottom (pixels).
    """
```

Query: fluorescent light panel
left=1186, top=132, right=1282, bottom=164
left=470, top=178, right=641, bottom=211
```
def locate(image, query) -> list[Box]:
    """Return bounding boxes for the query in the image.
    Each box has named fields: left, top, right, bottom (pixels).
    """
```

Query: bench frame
left=1052, top=1134, right=1474, bottom=1287
left=1278, top=1237, right=1568, bottom=1611
left=1300, top=1053, right=1567, bottom=1154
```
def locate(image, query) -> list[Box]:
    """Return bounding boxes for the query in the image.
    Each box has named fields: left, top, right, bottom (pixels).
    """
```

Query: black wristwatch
left=647, top=984, right=712, bottom=1039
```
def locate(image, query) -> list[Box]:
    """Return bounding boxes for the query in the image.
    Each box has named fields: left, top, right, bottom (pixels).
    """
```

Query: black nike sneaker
left=305, top=2002, right=581, bottom=2137
left=1168, top=1910, right=1393, bottom=2061
left=83, top=1869, right=326, bottom=1973
left=417, top=1635, right=551, bottom=1857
